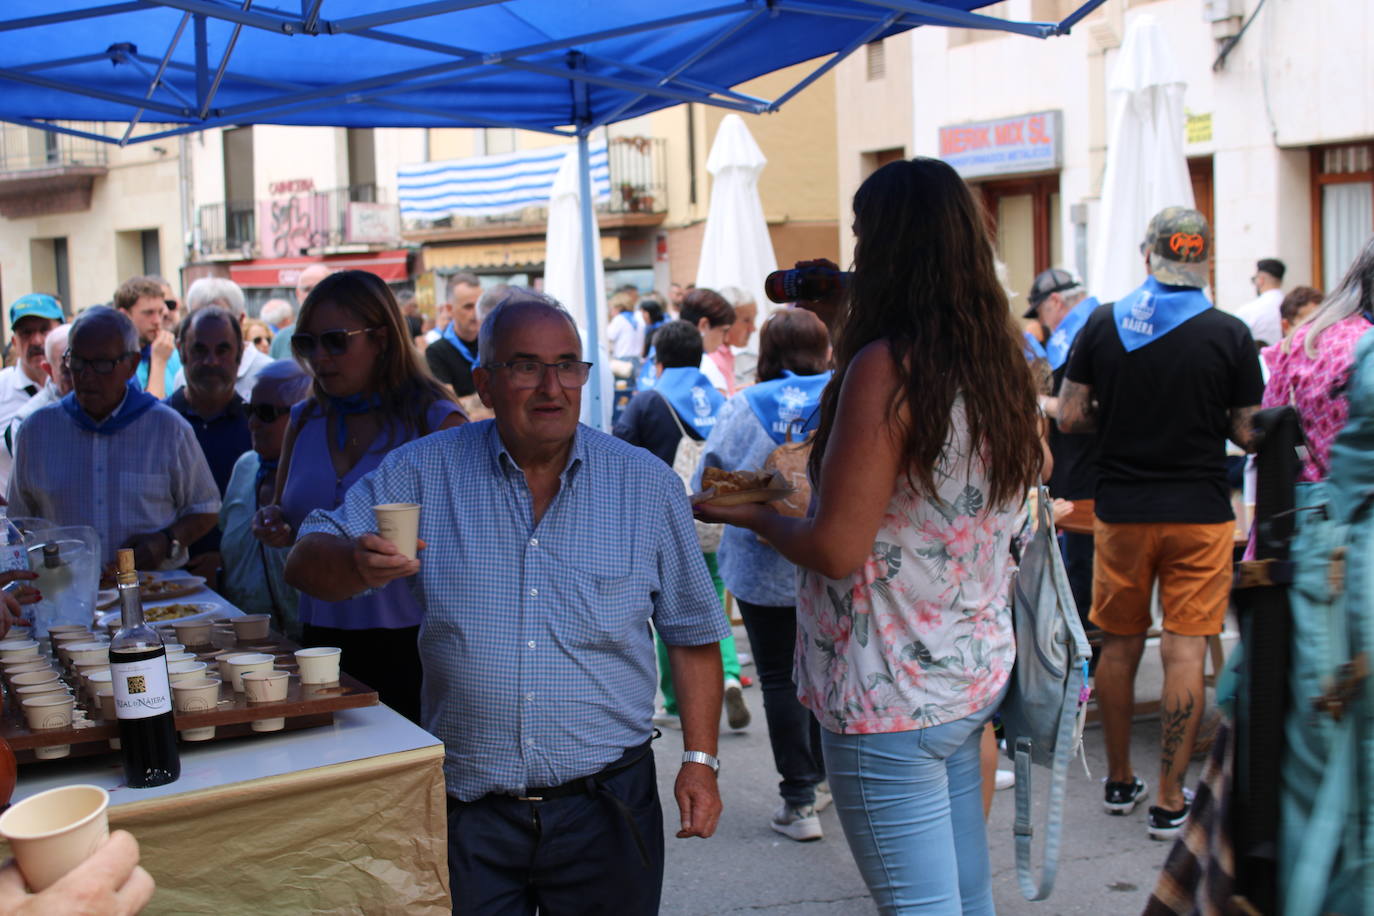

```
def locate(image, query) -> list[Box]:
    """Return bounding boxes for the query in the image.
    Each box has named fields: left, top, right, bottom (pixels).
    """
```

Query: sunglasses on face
left=247, top=403, right=292, bottom=423
left=485, top=360, right=593, bottom=390
left=290, top=326, right=380, bottom=358
left=63, top=351, right=137, bottom=376
left=250, top=335, right=271, bottom=346
left=164, top=299, right=179, bottom=311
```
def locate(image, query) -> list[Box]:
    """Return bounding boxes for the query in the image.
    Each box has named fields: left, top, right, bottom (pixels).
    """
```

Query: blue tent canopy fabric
left=0, top=0, right=1106, bottom=145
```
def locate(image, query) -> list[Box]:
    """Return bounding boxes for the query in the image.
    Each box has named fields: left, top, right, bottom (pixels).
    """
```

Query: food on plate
left=145, top=603, right=203, bottom=623
left=701, top=467, right=778, bottom=495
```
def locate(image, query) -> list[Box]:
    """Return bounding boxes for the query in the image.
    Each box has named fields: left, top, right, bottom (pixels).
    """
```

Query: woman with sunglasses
left=243, top=319, right=274, bottom=355
left=252, top=270, right=464, bottom=723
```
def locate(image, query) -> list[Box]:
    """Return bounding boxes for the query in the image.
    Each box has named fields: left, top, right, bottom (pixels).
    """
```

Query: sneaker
left=1103, top=776, right=1149, bottom=815
left=771, top=802, right=823, bottom=842
left=1147, top=789, right=1195, bottom=840
left=995, top=769, right=1016, bottom=791
left=813, top=782, right=833, bottom=812
left=652, top=709, right=682, bottom=730
left=724, top=677, right=751, bottom=730
left=737, top=651, right=753, bottom=667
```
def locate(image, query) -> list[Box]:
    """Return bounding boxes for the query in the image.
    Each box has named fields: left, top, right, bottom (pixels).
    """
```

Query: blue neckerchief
left=255, top=457, right=280, bottom=491
left=328, top=393, right=382, bottom=449
left=1112, top=276, right=1212, bottom=352
left=743, top=370, right=832, bottom=445
left=441, top=323, right=478, bottom=366
left=60, top=383, right=157, bottom=435
left=637, top=346, right=659, bottom=390
left=1023, top=331, right=1047, bottom=362
left=1045, top=297, right=1098, bottom=371
left=624, top=310, right=640, bottom=330
left=654, top=367, right=724, bottom=434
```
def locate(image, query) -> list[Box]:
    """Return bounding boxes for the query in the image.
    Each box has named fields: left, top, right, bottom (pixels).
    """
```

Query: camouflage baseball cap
left=1143, top=207, right=1211, bottom=288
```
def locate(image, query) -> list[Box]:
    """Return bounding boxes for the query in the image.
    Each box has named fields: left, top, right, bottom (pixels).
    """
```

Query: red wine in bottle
left=109, top=549, right=180, bottom=788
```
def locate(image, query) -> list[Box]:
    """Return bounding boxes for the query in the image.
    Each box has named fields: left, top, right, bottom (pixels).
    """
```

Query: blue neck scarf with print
left=654, top=366, right=724, bottom=434
left=637, top=346, right=659, bottom=390
left=60, top=382, right=157, bottom=435
left=1044, top=296, right=1098, bottom=371
left=1023, top=331, right=1047, bottom=362
left=744, top=370, right=832, bottom=445
left=441, top=323, right=479, bottom=366
left=255, top=457, right=280, bottom=492
left=1113, top=277, right=1212, bottom=352
left=328, top=393, right=382, bottom=449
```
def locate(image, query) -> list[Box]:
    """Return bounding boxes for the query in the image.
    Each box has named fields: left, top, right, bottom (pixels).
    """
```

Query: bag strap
left=1013, top=670, right=1084, bottom=900
left=657, top=392, right=692, bottom=442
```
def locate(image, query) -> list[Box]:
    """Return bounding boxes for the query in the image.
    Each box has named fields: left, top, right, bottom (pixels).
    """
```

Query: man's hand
left=121, top=532, right=168, bottom=571
left=150, top=330, right=175, bottom=366
left=673, top=762, right=722, bottom=839
left=0, top=830, right=154, bottom=916
left=251, top=506, right=293, bottom=549
left=352, top=534, right=422, bottom=590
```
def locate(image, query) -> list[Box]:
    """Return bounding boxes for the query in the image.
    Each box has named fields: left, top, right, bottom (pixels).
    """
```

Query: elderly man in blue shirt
left=286, top=295, right=729, bottom=914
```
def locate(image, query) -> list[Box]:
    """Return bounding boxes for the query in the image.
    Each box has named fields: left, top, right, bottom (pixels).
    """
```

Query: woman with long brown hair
left=699, top=157, right=1042, bottom=914
left=252, top=270, right=464, bottom=723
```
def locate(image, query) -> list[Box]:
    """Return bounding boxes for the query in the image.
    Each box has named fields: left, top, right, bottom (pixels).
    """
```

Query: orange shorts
left=1089, top=520, right=1234, bottom=637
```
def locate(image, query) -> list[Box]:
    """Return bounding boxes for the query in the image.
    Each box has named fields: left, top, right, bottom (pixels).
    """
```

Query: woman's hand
left=251, top=505, right=294, bottom=548
left=0, top=570, right=40, bottom=606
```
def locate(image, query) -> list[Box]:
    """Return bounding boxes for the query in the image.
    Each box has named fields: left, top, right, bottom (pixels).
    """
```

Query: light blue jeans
left=821, top=705, right=999, bottom=916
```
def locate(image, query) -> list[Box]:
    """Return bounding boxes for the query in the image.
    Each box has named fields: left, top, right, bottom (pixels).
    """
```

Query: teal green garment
left=658, top=552, right=740, bottom=715
left=269, top=323, right=295, bottom=360
left=135, top=350, right=182, bottom=396
left=218, top=450, right=300, bottom=639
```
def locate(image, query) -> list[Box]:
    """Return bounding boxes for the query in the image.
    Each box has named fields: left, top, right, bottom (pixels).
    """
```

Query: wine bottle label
left=111, top=656, right=173, bottom=719
left=0, top=545, right=26, bottom=572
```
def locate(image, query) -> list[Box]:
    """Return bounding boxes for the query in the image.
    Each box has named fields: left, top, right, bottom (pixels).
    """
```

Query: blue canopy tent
left=0, top=0, right=1105, bottom=423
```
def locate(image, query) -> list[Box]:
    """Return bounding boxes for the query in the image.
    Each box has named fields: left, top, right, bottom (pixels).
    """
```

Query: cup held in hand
left=0, top=784, right=110, bottom=891
left=373, top=503, right=421, bottom=560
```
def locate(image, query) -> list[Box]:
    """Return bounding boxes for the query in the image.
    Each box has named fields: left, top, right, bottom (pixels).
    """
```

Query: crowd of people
left=1, top=148, right=1370, bottom=914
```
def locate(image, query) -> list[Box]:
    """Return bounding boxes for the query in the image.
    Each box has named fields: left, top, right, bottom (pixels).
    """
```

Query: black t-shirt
left=1065, top=302, right=1264, bottom=524
left=1047, top=360, right=1099, bottom=501
left=405, top=314, right=423, bottom=340
left=425, top=336, right=477, bottom=397
left=612, top=390, right=702, bottom=467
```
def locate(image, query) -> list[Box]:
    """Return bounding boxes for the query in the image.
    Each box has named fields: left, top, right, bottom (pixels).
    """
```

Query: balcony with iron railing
left=0, top=123, right=110, bottom=218
left=195, top=184, right=400, bottom=259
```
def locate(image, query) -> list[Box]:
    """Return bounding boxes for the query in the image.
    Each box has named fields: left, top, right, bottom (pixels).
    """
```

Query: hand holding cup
left=251, top=505, right=293, bottom=549
left=352, top=534, right=423, bottom=590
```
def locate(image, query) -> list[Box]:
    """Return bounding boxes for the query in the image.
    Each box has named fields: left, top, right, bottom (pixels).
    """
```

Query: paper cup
left=231, top=614, right=272, bottom=643
left=172, top=677, right=222, bottom=741
left=0, top=639, right=40, bottom=662
left=21, top=694, right=75, bottom=759
left=243, top=670, right=290, bottom=732
left=95, top=688, right=121, bottom=749
left=10, top=670, right=60, bottom=689
left=373, top=503, right=420, bottom=560
left=167, top=661, right=208, bottom=684
left=83, top=670, right=113, bottom=706
left=165, top=652, right=194, bottom=664
left=294, top=647, right=342, bottom=685
left=224, top=653, right=274, bottom=692
left=0, top=785, right=110, bottom=891
left=14, top=684, right=71, bottom=714
left=4, top=660, right=53, bottom=679
left=172, top=620, right=212, bottom=646
left=66, top=643, right=110, bottom=667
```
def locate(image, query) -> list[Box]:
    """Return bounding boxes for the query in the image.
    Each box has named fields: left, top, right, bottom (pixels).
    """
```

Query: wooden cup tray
left=3, top=625, right=378, bottom=764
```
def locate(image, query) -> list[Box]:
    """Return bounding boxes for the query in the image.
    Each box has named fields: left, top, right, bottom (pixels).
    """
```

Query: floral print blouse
left=795, top=405, right=1018, bottom=734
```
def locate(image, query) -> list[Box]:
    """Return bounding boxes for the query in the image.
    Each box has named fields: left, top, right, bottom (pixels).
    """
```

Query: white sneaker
left=724, top=677, right=751, bottom=730
left=771, top=802, right=823, bottom=842
left=813, top=782, right=833, bottom=812
left=736, top=651, right=753, bottom=667
left=995, top=769, right=1015, bottom=791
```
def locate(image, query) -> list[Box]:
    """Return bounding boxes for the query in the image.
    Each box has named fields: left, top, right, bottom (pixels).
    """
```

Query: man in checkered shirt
left=287, top=295, right=731, bottom=914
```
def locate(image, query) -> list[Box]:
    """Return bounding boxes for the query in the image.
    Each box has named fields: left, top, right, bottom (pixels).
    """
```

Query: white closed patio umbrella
left=1089, top=13, right=1196, bottom=304
left=544, top=146, right=611, bottom=429
left=696, top=114, right=779, bottom=335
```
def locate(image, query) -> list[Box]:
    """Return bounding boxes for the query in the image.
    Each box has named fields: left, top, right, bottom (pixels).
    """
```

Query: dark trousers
left=446, top=748, right=664, bottom=915
left=736, top=598, right=826, bottom=807
left=1059, top=532, right=1101, bottom=670
left=301, top=623, right=422, bottom=724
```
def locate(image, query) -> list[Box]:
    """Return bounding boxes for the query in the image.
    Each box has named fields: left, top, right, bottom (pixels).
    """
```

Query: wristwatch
left=681, top=750, right=720, bottom=773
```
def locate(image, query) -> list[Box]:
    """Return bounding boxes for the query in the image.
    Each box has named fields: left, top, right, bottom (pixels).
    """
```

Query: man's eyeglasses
left=485, top=360, right=593, bottom=389
left=291, top=327, right=380, bottom=358
left=63, top=351, right=137, bottom=376
left=247, top=403, right=292, bottom=423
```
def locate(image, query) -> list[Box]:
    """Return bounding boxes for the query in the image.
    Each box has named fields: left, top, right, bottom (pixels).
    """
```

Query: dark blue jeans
left=446, top=747, right=664, bottom=915
left=736, top=598, right=826, bottom=807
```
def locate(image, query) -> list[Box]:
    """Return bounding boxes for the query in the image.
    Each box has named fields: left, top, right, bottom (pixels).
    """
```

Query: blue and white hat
left=8, top=294, right=63, bottom=329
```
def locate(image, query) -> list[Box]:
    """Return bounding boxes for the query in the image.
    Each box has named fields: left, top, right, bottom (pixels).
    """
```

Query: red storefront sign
left=228, top=250, right=410, bottom=288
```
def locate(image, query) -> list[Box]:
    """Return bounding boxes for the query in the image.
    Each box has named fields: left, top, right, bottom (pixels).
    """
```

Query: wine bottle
left=108, top=549, right=180, bottom=788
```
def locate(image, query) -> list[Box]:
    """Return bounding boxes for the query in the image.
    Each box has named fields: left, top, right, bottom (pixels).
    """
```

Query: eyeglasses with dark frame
left=247, top=403, right=292, bottom=423
left=62, top=350, right=139, bottom=376
left=484, top=360, right=593, bottom=389
left=290, top=327, right=381, bottom=358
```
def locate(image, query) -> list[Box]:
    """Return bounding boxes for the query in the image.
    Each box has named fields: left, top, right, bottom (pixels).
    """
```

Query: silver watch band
left=681, top=750, right=720, bottom=773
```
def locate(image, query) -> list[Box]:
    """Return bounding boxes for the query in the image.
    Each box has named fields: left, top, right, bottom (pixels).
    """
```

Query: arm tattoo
left=1057, top=379, right=1098, bottom=434
left=1159, top=689, right=1197, bottom=778
left=1230, top=404, right=1260, bottom=453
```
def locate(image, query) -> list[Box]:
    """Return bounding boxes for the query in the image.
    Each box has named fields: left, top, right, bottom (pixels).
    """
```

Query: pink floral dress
left=1262, top=316, right=1372, bottom=482
left=794, top=406, right=1018, bottom=735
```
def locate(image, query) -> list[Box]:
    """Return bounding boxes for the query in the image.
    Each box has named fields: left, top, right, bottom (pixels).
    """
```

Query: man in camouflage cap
left=1056, top=206, right=1262, bottom=841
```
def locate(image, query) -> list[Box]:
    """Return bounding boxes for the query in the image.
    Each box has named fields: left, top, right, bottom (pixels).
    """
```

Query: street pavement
left=652, top=626, right=1232, bottom=915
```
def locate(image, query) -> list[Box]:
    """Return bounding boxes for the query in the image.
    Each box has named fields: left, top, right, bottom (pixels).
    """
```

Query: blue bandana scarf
left=624, top=310, right=640, bottom=330
left=743, top=370, right=832, bottom=445
left=255, top=457, right=280, bottom=492
left=1023, top=331, right=1048, bottom=362
left=637, top=347, right=659, bottom=391
left=1113, top=277, right=1212, bottom=352
left=1044, top=297, right=1098, bottom=371
left=441, top=323, right=479, bottom=366
left=60, top=384, right=157, bottom=435
left=328, top=393, right=382, bottom=449
left=654, top=367, right=724, bottom=434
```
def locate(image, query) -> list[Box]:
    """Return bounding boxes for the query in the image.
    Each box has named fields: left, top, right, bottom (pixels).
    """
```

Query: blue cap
left=9, top=294, right=63, bottom=329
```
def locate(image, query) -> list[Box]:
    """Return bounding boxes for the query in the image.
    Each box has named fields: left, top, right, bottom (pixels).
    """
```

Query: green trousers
left=657, top=552, right=740, bottom=715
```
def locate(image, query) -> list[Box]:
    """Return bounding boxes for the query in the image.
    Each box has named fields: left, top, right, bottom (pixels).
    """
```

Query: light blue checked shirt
left=300, top=420, right=728, bottom=800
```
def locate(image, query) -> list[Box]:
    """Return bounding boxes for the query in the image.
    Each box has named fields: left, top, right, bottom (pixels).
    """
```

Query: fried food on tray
left=701, top=467, right=777, bottom=495
left=146, top=603, right=202, bottom=623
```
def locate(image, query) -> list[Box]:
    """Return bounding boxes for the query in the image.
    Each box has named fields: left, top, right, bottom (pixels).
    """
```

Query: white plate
left=98, top=601, right=221, bottom=629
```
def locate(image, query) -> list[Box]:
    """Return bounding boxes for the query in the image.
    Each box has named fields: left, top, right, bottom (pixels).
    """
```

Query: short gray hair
left=716, top=285, right=756, bottom=310
left=186, top=277, right=246, bottom=320
left=446, top=271, right=481, bottom=299
left=476, top=284, right=512, bottom=323
left=260, top=298, right=293, bottom=327
left=251, top=359, right=312, bottom=405
left=477, top=290, right=581, bottom=367
left=70, top=306, right=138, bottom=354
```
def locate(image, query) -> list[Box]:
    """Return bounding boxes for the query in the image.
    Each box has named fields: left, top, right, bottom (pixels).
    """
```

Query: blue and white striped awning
left=399, top=143, right=610, bottom=221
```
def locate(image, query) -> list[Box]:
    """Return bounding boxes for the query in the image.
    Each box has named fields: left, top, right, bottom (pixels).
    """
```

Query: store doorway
left=976, top=174, right=1062, bottom=305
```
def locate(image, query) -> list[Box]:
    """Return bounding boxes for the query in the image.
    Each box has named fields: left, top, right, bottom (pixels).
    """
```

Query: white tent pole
left=575, top=129, right=604, bottom=429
